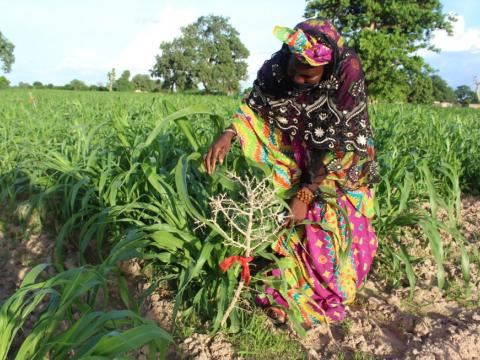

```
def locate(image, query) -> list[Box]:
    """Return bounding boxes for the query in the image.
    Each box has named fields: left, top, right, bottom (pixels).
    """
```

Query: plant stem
left=220, top=277, right=245, bottom=327
left=220, top=188, right=255, bottom=328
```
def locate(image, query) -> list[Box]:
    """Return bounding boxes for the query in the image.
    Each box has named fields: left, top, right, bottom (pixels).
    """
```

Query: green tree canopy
left=89, top=83, right=108, bottom=91
left=115, top=70, right=134, bottom=92
left=455, top=85, right=477, bottom=106
left=131, top=74, right=155, bottom=92
left=407, top=71, right=434, bottom=104
left=151, top=15, right=249, bottom=94
left=305, top=0, right=455, bottom=101
left=0, top=31, right=15, bottom=73
left=18, top=82, right=31, bottom=89
left=65, top=79, right=88, bottom=91
left=0, top=75, right=10, bottom=88
left=430, top=74, right=456, bottom=103
left=33, top=81, right=44, bottom=89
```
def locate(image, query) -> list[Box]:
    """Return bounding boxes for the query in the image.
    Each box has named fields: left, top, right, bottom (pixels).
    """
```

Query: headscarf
left=245, top=19, right=379, bottom=187
left=273, top=25, right=332, bottom=66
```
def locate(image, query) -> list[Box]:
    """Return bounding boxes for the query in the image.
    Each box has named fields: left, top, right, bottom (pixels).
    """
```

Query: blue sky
left=1, top=0, right=479, bottom=90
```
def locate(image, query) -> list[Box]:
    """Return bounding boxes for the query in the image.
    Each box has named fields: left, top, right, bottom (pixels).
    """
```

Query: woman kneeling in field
left=204, top=19, right=380, bottom=328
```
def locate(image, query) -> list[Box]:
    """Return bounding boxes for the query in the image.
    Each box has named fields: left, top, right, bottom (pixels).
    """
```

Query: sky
left=1, top=0, right=479, bottom=90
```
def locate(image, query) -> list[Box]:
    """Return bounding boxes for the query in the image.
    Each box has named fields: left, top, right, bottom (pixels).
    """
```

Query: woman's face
left=287, top=55, right=325, bottom=87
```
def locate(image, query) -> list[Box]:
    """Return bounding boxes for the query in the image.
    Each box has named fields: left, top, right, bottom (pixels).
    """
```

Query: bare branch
left=204, top=172, right=284, bottom=328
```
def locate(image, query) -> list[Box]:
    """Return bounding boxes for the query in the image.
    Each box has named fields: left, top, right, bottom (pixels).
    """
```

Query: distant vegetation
left=1, top=7, right=479, bottom=104
left=3, top=71, right=161, bottom=93
left=1, top=74, right=477, bottom=106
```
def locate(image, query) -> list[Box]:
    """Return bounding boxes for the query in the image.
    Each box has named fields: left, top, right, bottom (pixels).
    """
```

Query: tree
left=430, top=74, right=456, bottom=103
left=131, top=74, right=155, bottom=92
left=114, top=70, right=133, bottom=92
left=151, top=15, right=249, bottom=94
left=305, top=1, right=455, bottom=101
left=153, top=40, right=196, bottom=91
left=33, top=81, right=44, bottom=89
left=0, top=31, right=15, bottom=73
left=408, top=71, right=434, bottom=104
left=17, top=82, right=31, bottom=89
left=475, top=77, right=480, bottom=102
left=455, top=85, right=477, bottom=106
left=89, top=83, right=108, bottom=91
left=65, top=79, right=88, bottom=91
left=0, top=75, right=10, bottom=88
left=107, top=68, right=116, bottom=92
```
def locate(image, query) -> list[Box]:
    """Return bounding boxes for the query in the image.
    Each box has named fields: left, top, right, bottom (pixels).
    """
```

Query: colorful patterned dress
left=229, top=19, right=380, bottom=326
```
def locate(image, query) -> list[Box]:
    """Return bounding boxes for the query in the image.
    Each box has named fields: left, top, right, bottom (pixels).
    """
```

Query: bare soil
left=300, top=281, right=480, bottom=359
left=0, top=203, right=54, bottom=302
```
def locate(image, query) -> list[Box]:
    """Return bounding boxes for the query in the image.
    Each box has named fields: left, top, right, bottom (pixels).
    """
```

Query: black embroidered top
left=244, top=20, right=380, bottom=187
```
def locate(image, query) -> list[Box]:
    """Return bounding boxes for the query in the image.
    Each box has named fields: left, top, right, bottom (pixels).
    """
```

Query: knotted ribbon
left=219, top=256, right=254, bottom=285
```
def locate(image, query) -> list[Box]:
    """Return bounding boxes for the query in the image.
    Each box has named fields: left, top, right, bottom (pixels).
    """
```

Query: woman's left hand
left=283, top=196, right=309, bottom=228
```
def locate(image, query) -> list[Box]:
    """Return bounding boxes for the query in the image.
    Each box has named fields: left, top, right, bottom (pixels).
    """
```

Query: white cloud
left=107, top=5, right=197, bottom=75
left=57, top=5, right=278, bottom=85
left=57, top=48, right=108, bottom=72
left=430, top=15, right=480, bottom=52
left=57, top=5, right=197, bottom=76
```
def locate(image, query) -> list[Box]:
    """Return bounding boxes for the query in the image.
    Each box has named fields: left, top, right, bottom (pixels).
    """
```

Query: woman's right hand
left=204, top=131, right=235, bottom=175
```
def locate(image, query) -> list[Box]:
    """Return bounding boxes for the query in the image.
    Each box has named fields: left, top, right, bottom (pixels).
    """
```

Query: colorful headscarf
left=273, top=25, right=332, bottom=66
left=296, top=19, right=346, bottom=54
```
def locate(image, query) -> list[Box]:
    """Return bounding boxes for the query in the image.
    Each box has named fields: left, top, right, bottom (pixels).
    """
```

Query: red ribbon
left=219, top=256, right=254, bottom=285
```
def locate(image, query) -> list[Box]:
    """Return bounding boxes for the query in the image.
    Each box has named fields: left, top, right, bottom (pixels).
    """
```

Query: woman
left=204, top=19, right=380, bottom=328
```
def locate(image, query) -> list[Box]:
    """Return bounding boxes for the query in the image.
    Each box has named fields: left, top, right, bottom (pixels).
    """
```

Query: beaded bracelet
left=295, top=187, right=315, bottom=205
left=223, top=126, right=237, bottom=138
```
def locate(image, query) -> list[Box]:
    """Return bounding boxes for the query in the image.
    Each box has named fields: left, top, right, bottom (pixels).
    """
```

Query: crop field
left=1, top=89, right=479, bottom=359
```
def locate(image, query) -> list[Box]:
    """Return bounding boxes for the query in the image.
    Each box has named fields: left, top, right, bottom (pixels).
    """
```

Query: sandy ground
left=0, top=204, right=54, bottom=302
left=300, top=281, right=480, bottom=359
left=1, top=195, right=479, bottom=359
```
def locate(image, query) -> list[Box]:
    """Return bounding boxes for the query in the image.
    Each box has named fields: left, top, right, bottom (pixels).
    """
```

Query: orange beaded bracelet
left=295, top=187, right=315, bottom=205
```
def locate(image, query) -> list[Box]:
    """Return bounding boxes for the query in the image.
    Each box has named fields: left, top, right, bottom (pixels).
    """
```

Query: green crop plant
left=0, top=229, right=171, bottom=359
left=0, top=88, right=479, bottom=353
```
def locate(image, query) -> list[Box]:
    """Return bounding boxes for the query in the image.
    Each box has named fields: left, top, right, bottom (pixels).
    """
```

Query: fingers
left=282, top=212, right=305, bottom=229
left=204, top=132, right=234, bottom=175
left=204, top=144, right=223, bottom=175
left=282, top=213, right=294, bottom=229
left=210, top=145, right=221, bottom=174
left=204, top=147, right=213, bottom=174
left=218, top=147, right=228, bottom=165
